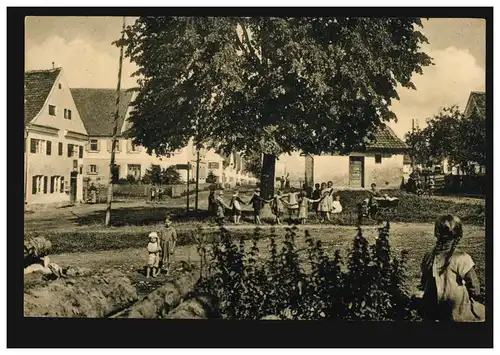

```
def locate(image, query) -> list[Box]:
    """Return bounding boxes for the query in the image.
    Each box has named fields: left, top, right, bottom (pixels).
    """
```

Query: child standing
left=283, top=187, right=300, bottom=222
left=318, top=182, right=331, bottom=222
left=269, top=189, right=288, bottom=225
left=326, top=181, right=334, bottom=212
left=312, top=183, right=321, bottom=215
left=146, top=232, right=161, bottom=278
left=159, top=216, right=177, bottom=274
left=215, top=190, right=231, bottom=222
left=248, top=188, right=267, bottom=225
left=419, top=215, right=485, bottom=322
left=229, top=191, right=246, bottom=224
left=298, top=191, right=322, bottom=225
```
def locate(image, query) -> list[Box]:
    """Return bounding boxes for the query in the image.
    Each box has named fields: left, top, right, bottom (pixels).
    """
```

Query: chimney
left=52, top=62, right=55, bottom=69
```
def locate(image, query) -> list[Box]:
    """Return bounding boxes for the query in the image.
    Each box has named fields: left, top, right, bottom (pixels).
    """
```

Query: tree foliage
left=121, top=17, right=431, bottom=157
left=142, top=164, right=182, bottom=184
left=404, top=105, right=486, bottom=173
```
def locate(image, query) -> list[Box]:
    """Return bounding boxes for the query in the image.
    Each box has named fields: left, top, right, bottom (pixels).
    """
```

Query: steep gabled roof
left=24, top=68, right=62, bottom=125
left=365, top=125, right=409, bottom=151
left=70, top=88, right=134, bottom=136
left=464, top=91, right=485, bottom=117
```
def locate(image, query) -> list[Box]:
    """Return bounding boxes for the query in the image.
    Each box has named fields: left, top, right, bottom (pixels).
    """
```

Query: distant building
left=72, top=88, right=255, bottom=186
left=304, top=125, right=409, bottom=189
left=24, top=68, right=88, bottom=205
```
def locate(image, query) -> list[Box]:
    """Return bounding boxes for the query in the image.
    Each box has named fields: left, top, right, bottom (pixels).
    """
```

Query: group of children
left=208, top=183, right=344, bottom=226
left=145, top=216, right=177, bottom=278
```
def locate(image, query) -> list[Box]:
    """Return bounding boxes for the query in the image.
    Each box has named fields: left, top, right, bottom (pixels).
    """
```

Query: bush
left=195, top=222, right=417, bottom=320
left=206, top=170, right=218, bottom=184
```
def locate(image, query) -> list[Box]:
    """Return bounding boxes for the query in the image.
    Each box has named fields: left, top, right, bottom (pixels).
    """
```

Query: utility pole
left=186, top=163, right=190, bottom=213
left=105, top=16, right=126, bottom=227
left=194, top=145, right=200, bottom=212
left=411, top=118, right=415, bottom=170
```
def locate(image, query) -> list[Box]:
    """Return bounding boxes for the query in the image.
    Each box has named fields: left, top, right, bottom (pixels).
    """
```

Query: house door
left=70, top=171, right=78, bottom=203
left=349, top=156, right=365, bottom=188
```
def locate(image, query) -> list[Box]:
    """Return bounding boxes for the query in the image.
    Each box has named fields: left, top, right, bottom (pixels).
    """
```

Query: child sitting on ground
left=419, top=215, right=485, bottom=322
left=331, top=195, right=343, bottom=214
left=146, top=232, right=161, bottom=278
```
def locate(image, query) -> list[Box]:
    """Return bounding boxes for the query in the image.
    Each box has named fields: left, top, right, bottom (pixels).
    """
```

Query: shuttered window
left=32, top=176, right=37, bottom=194
left=50, top=176, right=55, bottom=193
left=46, top=141, right=52, bottom=155
left=43, top=176, right=48, bottom=194
left=58, top=142, right=63, bottom=156
left=79, top=146, right=84, bottom=159
left=30, top=139, right=37, bottom=153
left=67, top=144, right=73, bottom=158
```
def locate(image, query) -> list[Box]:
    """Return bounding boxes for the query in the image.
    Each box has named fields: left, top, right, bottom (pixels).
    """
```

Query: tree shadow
left=70, top=205, right=218, bottom=227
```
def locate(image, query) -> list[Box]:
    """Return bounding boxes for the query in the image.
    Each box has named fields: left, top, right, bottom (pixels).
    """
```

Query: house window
left=60, top=177, right=64, bottom=193
left=127, top=164, right=142, bottom=179
left=208, top=162, right=220, bottom=170
left=89, top=165, right=98, bottom=174
left=43, top=176, right=48, bottom=194
left=67, top=144, right=78, bottom=158
left=64, top=109, right=67, bottom=119
left=50, top=176, right=55, bottom=193
left=67, top=109, right=72, bottom=120
left=48, top=105, right=56, bottom=116
left=58, top=83, right=62, bottom=89
left=79, top=146, right=84, bottom=159
left=30, top=139, right=45, bottom=154
left=58, top=142, right=63, bottom=156
left=31, top=175, right=44, bottom=194
left=46, top=141, right=52, bottom=155
left=90, top=139, right=99, bottom=152
left=375, top=154, right=382, bottom=164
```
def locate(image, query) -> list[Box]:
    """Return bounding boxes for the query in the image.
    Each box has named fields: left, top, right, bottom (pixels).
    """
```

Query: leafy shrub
left=195, top=221, right=417, bottom=320
left=206, top=170, right=218, bottom=184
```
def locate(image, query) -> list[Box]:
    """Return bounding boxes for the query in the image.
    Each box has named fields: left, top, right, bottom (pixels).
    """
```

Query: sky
left=25, top=17, right=486, bottom=141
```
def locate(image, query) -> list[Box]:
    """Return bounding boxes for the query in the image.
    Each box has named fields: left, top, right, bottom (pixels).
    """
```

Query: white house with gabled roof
left=24, top=67, right=88, bottom=205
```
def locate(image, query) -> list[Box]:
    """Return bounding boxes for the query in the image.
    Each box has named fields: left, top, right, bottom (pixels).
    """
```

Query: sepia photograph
left=8, top=5, right=493, bottom=348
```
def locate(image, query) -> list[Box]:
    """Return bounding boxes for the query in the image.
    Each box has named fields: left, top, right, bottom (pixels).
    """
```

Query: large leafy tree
left=404, top=105, right=486, bottom=174
left=120, top=17, right=432, bottom=198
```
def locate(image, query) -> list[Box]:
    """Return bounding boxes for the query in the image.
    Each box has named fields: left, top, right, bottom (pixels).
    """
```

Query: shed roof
left=365, top=125, right=408, bottom=151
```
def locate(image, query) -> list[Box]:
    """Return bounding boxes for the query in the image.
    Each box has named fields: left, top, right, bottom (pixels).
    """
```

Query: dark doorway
left=349, top=156, right=365, bottom=188
left=70, top=171, right=78, bottom=203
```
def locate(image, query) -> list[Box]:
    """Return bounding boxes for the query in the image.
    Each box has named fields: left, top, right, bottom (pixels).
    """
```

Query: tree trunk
left=260, top=154, right=276, bottom=199
left=115, top=271, right=199, bottom=318
left=164, top=294, right=218, bottom=319
left=24, top=271, right=137, bottom=318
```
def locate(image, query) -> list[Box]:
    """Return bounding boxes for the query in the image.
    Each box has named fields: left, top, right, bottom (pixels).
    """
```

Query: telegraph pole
left=105, top=16, right=126, bottom=226
left=194, top=145, right=200, bottom=212
left=186, top=163, right=190, bottom=213
left=411, top=118, right=415, bottom=170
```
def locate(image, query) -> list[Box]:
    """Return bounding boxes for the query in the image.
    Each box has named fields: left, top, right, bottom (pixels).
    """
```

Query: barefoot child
left=146, top=232, right=161, bottom=278
left=298, top=190, right=322, bottom=225
left=248, top=188, right=267, bottom=225
left=269, top=189, right=287, bottom=225
left=159, top=216, right=177, bottom=274
left=229, top=191, right=246, bottom=224
left=419, top=215, right=485, bottom=322
left=318, top=182, right=331, bottom=222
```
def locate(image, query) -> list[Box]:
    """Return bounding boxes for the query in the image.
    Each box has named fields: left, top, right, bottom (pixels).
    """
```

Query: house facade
left=304, top=125, right=408, bottom=189
left=71, top=88, right=252, bottom=186
left=24, top=68, right=88, bottom=205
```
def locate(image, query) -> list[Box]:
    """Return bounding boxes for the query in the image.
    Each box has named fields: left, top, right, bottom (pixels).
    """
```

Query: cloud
left=389, top=46, right=485, bottom=138
left=25, top=35, right=139, bottom=89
